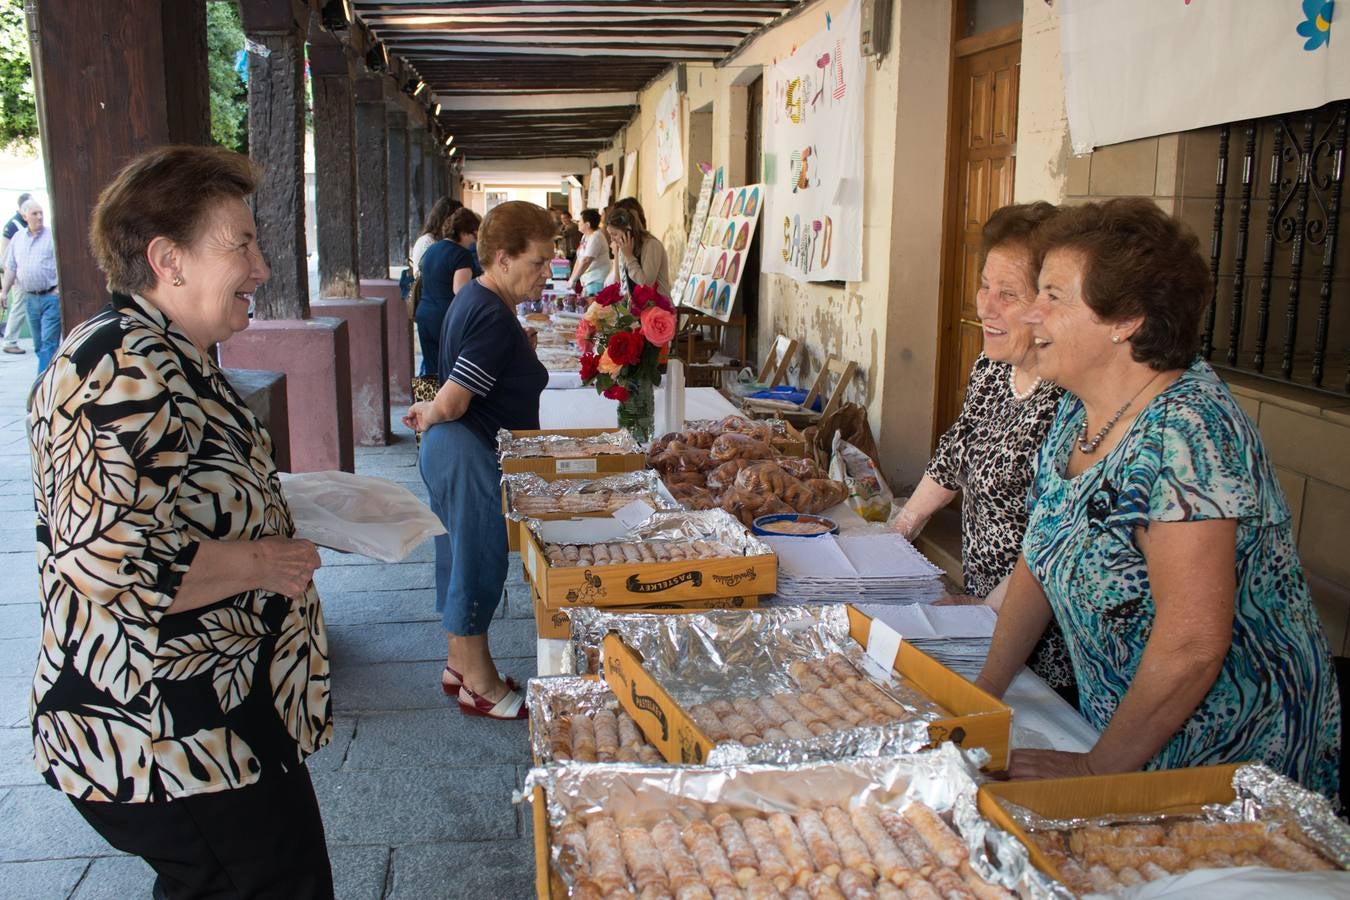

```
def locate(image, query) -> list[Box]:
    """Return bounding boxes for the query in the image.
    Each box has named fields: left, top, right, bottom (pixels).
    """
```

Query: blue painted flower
left=1298, top=0, right=1334, bottom=50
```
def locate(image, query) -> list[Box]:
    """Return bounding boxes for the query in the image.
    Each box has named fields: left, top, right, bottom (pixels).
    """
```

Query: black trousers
left=70, top=765, right=334, bottom=900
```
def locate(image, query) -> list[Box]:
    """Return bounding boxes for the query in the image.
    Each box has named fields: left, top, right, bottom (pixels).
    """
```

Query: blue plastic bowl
left=751, top=513, right=839, bottom=537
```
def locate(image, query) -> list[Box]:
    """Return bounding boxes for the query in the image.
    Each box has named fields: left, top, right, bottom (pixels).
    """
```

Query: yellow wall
left=596, top=0, right=955, bottom=486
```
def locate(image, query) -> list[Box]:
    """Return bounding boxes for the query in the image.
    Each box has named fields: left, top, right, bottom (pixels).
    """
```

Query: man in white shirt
left=0, top=192, right=31, bottom=353
left=0, top=200, right=60, bottom=374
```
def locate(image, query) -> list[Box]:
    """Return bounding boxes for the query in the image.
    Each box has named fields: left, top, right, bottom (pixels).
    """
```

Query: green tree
left=208, top=1, right=248, bottom=153
left=0, top=0, right=37, bottom=148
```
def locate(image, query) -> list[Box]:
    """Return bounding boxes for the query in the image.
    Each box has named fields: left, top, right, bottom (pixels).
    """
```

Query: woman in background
left=414, top=207, right=481, bottom=380
left=410, top=197, right=461, bottom=278
left=569, top=208, right=610, bottom=297
left=606, top=198, right=669, bottom=296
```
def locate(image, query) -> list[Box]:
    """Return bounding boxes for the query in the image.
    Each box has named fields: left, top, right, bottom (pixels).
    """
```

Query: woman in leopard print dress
left=894, top=202, right=1076, bottom=704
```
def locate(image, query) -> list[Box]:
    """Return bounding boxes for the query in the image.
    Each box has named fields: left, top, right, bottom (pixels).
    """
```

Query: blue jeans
left=419, top=421, right=508, bottom=635
left=24, top=290, right=60, bottom=374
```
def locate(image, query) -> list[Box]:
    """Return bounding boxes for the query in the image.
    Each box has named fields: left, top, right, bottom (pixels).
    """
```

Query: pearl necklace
left=1077, top=371, right=1164, bottom=454
left=1008, top=367, right=1042, bottom=402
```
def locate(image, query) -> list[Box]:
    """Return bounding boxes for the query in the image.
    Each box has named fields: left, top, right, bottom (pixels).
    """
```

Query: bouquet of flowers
left=575, top=283, right=677, bottom=442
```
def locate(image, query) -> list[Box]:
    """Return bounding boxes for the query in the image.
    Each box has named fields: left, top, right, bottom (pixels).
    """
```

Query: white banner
left=1061, top=0, right=1350, bottom=154
left=620, top=151, right=638, bottom=198
left=762, top=0, right=866, bottom=282
left=655, top=82, right=685, bottom=196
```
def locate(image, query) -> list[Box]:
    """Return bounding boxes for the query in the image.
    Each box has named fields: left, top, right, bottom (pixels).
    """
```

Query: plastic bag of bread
left=720, top=486, right=792, bottom=526
left=667, top=483, right=718, bottom=511
left=705, top=458, right=755, bottom=491
left=829, top=432, right=894, bottom=521
left=709, top=432, right=774, bottom=463
left=678, top=430, right=717, bottom=449
left=648, top=432, right=679, bottom=457
left=662, top=470, right=707, bottom=488
left=650, top=440, right=711, bottom=473
left=714, top=415, right=772, bottom=443
left=733, top=461, right=802, bottom=496
left=776, top=457, right=824, bottom=480
left=782, top=477, right=850, bottom=514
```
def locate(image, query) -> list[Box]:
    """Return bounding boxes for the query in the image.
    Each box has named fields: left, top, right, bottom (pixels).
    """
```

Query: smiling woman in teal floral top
left=28, top=146, right=334, bottom=898
left=975, top=198, right=1341, bottom=799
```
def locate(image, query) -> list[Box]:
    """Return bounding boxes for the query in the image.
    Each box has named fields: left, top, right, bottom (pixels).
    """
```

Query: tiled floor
left=0, top=336, right=538, bottom=899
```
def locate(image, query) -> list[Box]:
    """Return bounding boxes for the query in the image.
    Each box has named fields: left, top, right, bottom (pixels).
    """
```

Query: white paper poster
left=670, top=166, right=723, bottom=308
left=619, top=151, right=638, bottom=198
left=569, top=186, right=583, bottom=216
left=600, top=174, right=615, bottom=209
left=586, top=166, right=602, bottom=209
left=655, top=82, right=685, bottom=196
left=1060, top=0, right=1350, bottom=154
left=762, top=0, right=866, bottom=282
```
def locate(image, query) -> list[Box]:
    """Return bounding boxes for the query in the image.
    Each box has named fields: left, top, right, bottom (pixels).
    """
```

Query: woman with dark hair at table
left=975, top=198, right=1340, bottom=797
left=404, top=201, right=554, bottom=719
left=414, top=207, right=481, bottom=379
left=605, top=197, right=670, bottom=296
left=410, top=196, right=461, bottom=278
left=29, top=145, right=333, bottom=897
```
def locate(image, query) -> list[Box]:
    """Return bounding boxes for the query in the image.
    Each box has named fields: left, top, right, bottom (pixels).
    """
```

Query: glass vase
left=616, top=378, right=656, bottom=445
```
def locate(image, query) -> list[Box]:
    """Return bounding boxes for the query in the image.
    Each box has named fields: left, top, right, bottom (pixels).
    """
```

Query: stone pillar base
left=220, top=318, right=354, bottom=473
left=222, top=368, right=291, bottom=472
left=360, top=278, right=413, bottom=404
left=312, top=297, right=390, bottom=446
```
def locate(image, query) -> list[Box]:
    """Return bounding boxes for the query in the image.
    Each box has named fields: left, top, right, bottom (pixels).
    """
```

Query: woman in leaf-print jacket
left=27, top=147, right=335, bottom=899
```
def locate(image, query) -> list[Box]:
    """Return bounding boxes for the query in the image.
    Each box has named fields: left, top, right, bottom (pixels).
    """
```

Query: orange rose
left=639, top=306, right=676, bottom=347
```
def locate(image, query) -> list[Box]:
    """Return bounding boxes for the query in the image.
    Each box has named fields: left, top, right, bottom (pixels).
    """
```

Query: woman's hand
left=612, top=230, right=634, bottom=260
left=890, top=504, right=929, bottom=540
left=402, top=400, right=444, bottom=433
left=1009, top=749, right=1095, bottom=780
left=251, top=536, right=321, bottom=598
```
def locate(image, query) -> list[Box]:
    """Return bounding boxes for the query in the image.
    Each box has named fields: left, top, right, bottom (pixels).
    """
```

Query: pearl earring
left=1111, top=335, right=1122, bottom=344
left=172, top=275, right=183, bottom=287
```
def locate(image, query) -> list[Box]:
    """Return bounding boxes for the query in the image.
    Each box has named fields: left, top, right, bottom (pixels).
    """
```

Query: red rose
left=579, top=352, right=599, bottom=381
left=603, top=383, right=630, bottom=402
left=606, top=330, right=644, bottom=366
left=594, top=283, right=623, bottom=307
left=630, top=283, right=673, bottom=315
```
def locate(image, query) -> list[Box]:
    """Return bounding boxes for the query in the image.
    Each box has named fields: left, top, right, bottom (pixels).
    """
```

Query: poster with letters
left=761, top=0, right=865, bottom=282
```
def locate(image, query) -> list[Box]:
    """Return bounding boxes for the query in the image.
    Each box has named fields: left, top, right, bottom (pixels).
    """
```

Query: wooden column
left=408, top=125, right=426, bottom=241
left=309, top=37, right=360, bottom=298
left=240, top=0, right=309, bottom=319
left=422, top=131, right=438, bottom=204
left=27, top=0, right=210, bottom=330
left=387, top=109, right=410, bottom=266
left=354, top=78, right=390, bottom=278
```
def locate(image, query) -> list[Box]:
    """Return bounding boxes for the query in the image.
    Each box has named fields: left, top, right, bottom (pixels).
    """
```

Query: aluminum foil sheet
left=525, top=508, right=774, bottom=558
left=495, top=427, right=641, bottom=458
left=501, top=470, right=677, bottom=523
left=524, top=743, right=1067, bottom=899
left=525, top=676, right=667, bottom=767
left=564, top=604, right=953, bottom=765
left=682, top=416, right=791, bottom=438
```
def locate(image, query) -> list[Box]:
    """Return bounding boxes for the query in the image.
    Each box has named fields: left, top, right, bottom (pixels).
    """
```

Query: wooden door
left=742, top=75, right=764, bottom=360
left=935, top=32, right=1020, bottom=440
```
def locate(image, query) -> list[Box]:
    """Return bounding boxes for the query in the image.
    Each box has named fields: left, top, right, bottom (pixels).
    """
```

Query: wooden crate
left=500, top=428, right=648, bottom=479
left=601, top=605, right=1011, bottom=769
left=520, top=521, right=776, bottom=610
left=978, top=765, right=1244, bottom=884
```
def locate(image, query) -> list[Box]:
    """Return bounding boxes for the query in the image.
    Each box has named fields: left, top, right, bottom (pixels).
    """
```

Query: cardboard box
left=501, top=479, right=677, bottom=552
left=602, top=604, right=1012, bottom=768
left=532, top=589, right=761, bottom=639
left=520, top=518, right=777, bottom=610
left=771, top=420, right=807, bottom=457
left=532, top=784, right=563, bottom=899
left=977, top=764, right=1243, bottom=884
left=500, top=428, right=648, bottom=480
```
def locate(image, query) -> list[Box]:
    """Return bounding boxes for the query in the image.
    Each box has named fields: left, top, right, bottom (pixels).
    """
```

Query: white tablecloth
left=539, top=386, right=740, bottom=431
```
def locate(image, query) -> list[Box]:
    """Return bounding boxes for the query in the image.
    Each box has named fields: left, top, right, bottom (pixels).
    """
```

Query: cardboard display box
left=601, top=604, right=1011, bottom=768
left=532, top=588, right=761, bottom=639
left=977, top=764, right=1243, bottom=884
left=501, top=479, right=677, bottom=552
left=520, top=518, right=777, bottom=610
left=500, top=428, right=648, bottom=480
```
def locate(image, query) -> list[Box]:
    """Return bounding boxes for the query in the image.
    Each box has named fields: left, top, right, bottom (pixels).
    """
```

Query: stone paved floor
left=0, top=336, right=539, bottom=899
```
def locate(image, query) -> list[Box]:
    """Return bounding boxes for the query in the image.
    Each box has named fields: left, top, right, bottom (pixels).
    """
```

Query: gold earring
left=172, top=275, right=183, bottom=287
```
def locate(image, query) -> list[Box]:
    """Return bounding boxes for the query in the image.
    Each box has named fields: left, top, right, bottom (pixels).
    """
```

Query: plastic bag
left=828, top=431, right=894, bottom=522
left=280, top=471, right=445, bottom=563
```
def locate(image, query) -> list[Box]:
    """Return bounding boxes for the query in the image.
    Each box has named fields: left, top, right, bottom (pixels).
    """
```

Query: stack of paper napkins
left=761, top=532, right=945, bottom=606
left=854, top=602, right=995, bottom=679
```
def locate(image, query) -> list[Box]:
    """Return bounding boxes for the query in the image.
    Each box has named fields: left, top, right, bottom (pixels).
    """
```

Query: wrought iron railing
left=1201, top=99, right=1349, bottom=395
